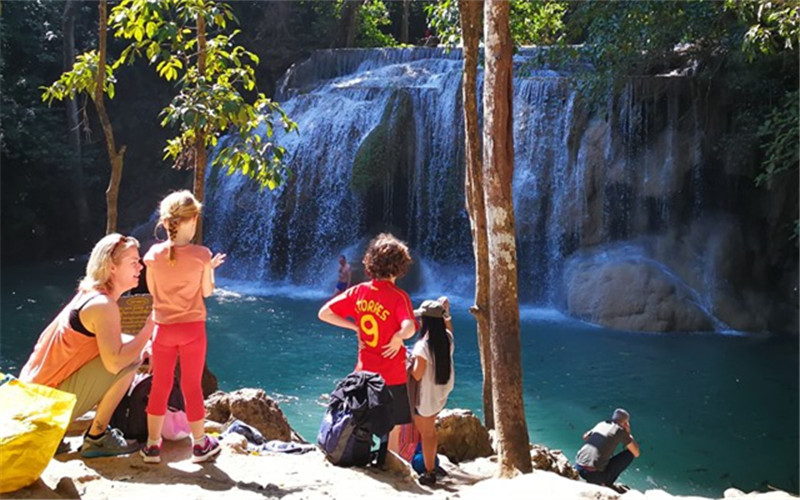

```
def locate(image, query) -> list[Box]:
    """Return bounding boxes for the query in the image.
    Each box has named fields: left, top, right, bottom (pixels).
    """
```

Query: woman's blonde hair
left=79, top=233, right=140, bottom=292
left=157, top=190, right=202, bottom=263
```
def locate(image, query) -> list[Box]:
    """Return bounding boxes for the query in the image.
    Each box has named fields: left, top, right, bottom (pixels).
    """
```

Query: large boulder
left=204, top=391, right=231, bottom=424
left=204, top=388, right=293, bottom=442
left=562, top=218, right=799, bottom=334
left=563, top=248, right=714, bottom=332
left=435, top=409, right=493, bottom=463
left=201, top=366, right=219, bottom=399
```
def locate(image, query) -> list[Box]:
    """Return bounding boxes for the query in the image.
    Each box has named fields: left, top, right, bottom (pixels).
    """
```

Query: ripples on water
left=1, top=265, right=797, bottom=497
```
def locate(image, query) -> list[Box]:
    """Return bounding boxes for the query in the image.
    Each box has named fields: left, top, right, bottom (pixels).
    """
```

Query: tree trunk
left=194, top=13, right=207, bottom=244
left=335, top=0, right=361, bottom=48
left=458, top=0, right=494, bottom=431
left=195, top=14, right=208, bottom=389
left=482, top=0, right=531, bottom=476
left=401, top=0, right=410, bottom=44
left=96, top=0, right=125, bottom=235
left=63, top=0, right=90, bottom=239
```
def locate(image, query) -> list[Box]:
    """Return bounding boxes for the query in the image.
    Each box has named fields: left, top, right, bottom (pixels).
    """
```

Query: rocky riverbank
left=2, top=389, right=795, bottom=500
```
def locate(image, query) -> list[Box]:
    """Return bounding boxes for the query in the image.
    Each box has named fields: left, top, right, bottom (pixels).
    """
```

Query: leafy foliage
left=555, top=1, right=732, bottom=101
left=41, top=51, right=117, bottom=104
left=726, top=0, right=800, bottom=59
left=755, top=90, right=799, bottom=189
left=356, top=0, right=397, bottom=48
left=424, top=0, right=460, bottom=48
left=425, top=0, right=568, bottom=48
left=111, top=0, right=298, bottom=190
left=509, top=1, right=566, bottom=46
left=725, top=1, right=799, bottom=243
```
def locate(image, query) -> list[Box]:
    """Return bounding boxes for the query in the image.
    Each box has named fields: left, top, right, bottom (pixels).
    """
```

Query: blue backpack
left=411, top=442, right=441, bottom=474
left=317, top=371, right=394, bottom=467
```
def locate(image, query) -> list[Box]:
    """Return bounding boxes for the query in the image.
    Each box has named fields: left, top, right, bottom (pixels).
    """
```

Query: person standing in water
left=139, top=190, right=226, bottom=464
left=334, top=254, right=352, bottom=295
left=318, top=233, right=418, bottom=455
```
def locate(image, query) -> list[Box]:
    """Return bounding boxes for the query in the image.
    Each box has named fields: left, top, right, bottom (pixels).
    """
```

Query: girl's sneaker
left=140, top=441, right=162, bottom=464
left=192, top=435, right=221, bottom=463
left=418, top=470, right=437, bottom=486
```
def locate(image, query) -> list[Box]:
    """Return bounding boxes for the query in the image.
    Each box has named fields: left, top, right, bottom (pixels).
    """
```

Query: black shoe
left=418, top=471, right=436, bottom=486
left=609, top=483, right=630, bottom=494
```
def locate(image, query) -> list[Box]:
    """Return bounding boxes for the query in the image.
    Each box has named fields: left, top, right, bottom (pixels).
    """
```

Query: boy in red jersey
left=318, top=233, right=418, bottom=454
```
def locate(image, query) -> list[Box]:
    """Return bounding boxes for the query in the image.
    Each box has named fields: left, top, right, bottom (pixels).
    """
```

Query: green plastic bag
left=0, top=374, right=76, bottom=493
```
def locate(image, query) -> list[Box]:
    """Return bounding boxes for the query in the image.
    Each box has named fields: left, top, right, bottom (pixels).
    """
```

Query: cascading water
left=205, top=48, right=476, bottom=293
left=204, top=47, right=758, bottom=331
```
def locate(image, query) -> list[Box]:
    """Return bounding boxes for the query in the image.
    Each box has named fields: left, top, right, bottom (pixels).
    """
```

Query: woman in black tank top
left=69, top=293, right=102, bottom=337
left=19, top=233, right=155, bottom=458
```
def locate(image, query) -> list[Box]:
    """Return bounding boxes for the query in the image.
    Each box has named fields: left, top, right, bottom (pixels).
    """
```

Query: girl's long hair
left=420, top=316, right=451, bottom=385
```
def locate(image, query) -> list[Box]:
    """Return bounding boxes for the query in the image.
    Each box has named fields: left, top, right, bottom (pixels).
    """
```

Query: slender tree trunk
left=335, top=0, right=361, bottom=48
left=63, top=0, right=81, bottom=161
left=96, top=0, right=125, bottom=235
left=482, top=0, right=531, bottom=476
left=194, top=13, right=212, bottom=383
left=63, top=0, right=91, bottom=239
left=458, top=0, right=494, bottom=431
left=194, top=13, right=207, bottom=243
left=401, top=0, right=410, bottom=44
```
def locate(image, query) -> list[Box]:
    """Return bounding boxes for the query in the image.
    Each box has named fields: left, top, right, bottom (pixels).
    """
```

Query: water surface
left=1, top=261, right=797, bottom=497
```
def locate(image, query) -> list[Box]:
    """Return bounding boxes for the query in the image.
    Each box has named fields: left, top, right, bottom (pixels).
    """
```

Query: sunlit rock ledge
left=2, top=390, right=794, bottom=500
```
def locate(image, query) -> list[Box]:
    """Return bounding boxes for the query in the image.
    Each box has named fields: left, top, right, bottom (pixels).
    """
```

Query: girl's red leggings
left=146, top=321, right=207, bottom=422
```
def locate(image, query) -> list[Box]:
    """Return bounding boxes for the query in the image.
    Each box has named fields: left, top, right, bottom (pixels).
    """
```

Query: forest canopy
left=1, top=0, right=797, bottom=261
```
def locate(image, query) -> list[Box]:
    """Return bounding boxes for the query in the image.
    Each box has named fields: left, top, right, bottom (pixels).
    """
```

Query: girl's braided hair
left=157, top=190, right=202, bottom=263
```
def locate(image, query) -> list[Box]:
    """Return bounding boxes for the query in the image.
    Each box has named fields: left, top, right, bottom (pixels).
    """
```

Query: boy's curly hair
left=362, top=233, right=412, bottom=280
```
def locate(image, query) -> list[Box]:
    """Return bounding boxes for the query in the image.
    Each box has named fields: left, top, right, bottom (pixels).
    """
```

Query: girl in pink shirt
left=140, top=190, right=225, bottom=464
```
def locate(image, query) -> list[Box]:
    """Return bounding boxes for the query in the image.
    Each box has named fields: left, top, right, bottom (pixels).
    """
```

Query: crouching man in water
left=575, top=408, right=641, bottom=492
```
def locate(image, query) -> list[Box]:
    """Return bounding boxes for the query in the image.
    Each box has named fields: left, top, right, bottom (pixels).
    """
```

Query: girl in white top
left=410, top=296, right=454, bottom=486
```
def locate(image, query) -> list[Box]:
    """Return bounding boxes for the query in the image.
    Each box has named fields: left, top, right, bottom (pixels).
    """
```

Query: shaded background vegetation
left=1, top=0, right=796, bottom=267
left=0, top=0, right=432, bottom=262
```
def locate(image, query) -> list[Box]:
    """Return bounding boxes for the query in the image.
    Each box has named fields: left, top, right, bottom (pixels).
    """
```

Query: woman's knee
left=415, top=415, right=437, bottom=438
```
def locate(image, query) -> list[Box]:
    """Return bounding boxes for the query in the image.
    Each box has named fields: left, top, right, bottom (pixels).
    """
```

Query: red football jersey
left=328, top=279, right=418, bottom=385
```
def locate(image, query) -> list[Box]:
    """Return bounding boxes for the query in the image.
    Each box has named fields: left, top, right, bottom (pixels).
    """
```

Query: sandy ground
left=2, top=433, right=796, bottom=500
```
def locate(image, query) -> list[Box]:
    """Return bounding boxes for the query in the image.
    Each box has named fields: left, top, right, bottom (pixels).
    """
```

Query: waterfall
left=206, top=48, right=475, bottom=293
left=205, top=47, right=722, bottom=317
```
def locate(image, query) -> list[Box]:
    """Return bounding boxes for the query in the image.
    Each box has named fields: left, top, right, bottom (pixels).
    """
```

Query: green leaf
left=146, top=42, right=159, bottom=62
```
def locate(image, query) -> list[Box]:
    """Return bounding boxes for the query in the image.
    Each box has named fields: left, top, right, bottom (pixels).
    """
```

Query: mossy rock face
left=351, top=90, right=415, bottom=194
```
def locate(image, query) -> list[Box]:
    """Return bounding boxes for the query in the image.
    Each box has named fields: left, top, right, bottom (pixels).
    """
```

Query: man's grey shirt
left=575, top=421, right=632, bottom=471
